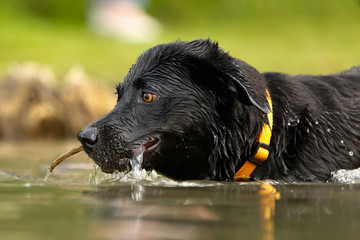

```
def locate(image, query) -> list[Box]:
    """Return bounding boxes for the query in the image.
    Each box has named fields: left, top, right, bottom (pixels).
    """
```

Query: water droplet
left=287, top=122, right=291, bottom=126
left=327, top=129, right=331, bottom=133
left=340, top=140, right=344, bottom=144
left=315, top=121, right=319, bottom=125
left=297, top=119, right=300, bottom=124
left=349, top=151, right=354, bottom=156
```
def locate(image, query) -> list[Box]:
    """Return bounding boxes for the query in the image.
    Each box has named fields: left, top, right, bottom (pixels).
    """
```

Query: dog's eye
left=142, top=92, right=157, bottom=103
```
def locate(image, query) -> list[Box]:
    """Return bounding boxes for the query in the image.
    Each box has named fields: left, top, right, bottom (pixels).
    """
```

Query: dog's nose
left=77, top=127, right=99, bottom=152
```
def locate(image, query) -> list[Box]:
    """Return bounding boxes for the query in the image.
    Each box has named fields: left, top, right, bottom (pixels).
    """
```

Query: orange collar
left=233, top=89, right=273, bottom=181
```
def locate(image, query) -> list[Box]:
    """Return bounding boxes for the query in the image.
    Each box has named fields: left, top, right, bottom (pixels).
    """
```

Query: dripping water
left=43, top=169, right=52, bottom=182
left=131, top=145, right=145, bottom=179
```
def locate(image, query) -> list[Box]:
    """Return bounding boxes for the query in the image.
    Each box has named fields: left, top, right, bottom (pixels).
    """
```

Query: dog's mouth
left=95, top=136, right=161, bottom=173
left=142, top=137, right=160, bottom=153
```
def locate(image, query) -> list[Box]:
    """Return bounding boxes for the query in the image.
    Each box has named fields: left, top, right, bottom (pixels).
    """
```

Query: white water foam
left=88, top=145, right=166, bottom=184
left=88, top=163, right=167, bottom=185
left=329, top=167, right=360, bottom=183
left=88, top=163, right=224, bottom=187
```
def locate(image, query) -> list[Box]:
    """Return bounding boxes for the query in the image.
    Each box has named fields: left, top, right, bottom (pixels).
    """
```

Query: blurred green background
left=1, top=0, right=359, bottom=85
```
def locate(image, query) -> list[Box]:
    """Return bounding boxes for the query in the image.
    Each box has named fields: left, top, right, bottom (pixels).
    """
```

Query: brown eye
left=142, top=92, right=157, bottom=102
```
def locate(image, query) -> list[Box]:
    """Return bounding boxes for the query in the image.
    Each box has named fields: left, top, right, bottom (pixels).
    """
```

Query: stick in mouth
left=48, top=146, right=83, bottom=172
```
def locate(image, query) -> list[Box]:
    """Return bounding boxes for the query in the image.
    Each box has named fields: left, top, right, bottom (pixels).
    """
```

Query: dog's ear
left=186, top=56, right=270, bottom=114
left=225, top=71, right=270, bottom=113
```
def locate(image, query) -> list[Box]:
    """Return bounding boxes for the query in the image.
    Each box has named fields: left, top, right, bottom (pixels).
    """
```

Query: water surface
left=1, top=141, right=360, bottom=240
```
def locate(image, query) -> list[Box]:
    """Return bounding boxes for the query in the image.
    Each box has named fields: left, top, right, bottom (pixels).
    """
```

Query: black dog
left=78, top=39, right=360, bottom=181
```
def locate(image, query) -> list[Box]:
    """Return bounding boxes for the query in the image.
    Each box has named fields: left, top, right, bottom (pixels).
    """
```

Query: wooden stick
left=48, top=146, right=83, bottom=172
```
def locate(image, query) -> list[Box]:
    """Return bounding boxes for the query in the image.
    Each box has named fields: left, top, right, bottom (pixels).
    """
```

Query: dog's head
left=78, top=39, right=270, bottom=180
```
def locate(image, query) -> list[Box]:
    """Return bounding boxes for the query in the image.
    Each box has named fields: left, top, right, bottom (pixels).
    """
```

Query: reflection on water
left=83, top=182, right=360, bottom=240
left=259, top=184, right=280, bottom=240
left=1, top=141, right=360, bottom=239
left=85, top=182, right=276, bottom=240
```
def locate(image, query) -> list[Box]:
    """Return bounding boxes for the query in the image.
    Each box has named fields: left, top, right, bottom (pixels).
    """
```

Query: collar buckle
left=248, top=142, right=272, bottom=166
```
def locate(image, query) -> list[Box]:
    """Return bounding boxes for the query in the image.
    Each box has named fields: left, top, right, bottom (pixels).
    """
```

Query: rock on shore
left=0, top=63, right=116, bottom=140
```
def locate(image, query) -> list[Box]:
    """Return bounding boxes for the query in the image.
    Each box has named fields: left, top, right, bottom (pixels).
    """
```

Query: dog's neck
left=233, top=89, right=273, bottom=181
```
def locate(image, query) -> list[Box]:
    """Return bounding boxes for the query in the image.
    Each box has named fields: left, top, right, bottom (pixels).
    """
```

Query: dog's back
left=262, top=66, right=360, bottom=181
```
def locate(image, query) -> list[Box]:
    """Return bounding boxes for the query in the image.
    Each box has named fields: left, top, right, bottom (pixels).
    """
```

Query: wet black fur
left=78, top=39, right=360, bottom=181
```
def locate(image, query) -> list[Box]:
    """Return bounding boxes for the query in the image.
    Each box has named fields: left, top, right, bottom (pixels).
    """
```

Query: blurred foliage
left=148, top=0, right=360, bottom=26
left=0, top=0, right=359, bottom=84
left=2, top=0, right=86, bottom=24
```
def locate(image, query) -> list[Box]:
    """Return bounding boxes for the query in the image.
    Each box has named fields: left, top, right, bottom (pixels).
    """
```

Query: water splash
left=88, top=164, right=161, bottom=184
left=88, top=145, right=164, bottom=184
left=131, top=145, right=145, bottom=179
left=89, top=164, right=103, bottom=184
left=330, top=167, right=360, bottom=183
